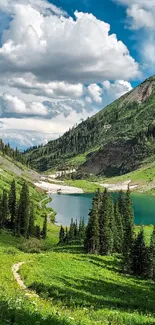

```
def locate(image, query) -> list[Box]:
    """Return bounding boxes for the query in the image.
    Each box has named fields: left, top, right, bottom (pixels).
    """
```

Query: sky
left=0, top=0, right=155, bottom=149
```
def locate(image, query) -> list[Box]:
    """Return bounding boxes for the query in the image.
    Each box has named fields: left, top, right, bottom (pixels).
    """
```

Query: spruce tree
left=36, top=225, right=41, bottom=239
left=68, top=218, right=75, bottom=241
left=114, top=200, right=124, bottom=253
left=147, top=226, right=155, bottom=280
left=122, top=186, right=134, bottom=272
left=0, top=190, right=9, bottom=228
left=85, top=195, right=100, bottom=254
left=42, top=214, right=47, bottom=240
left=28, top=203, right=35, bottom=237
left=18, top=182, right=30, bottom=238
left=131, top=228, right=146, bottom=276
left=59, top=225, right=65, bottom=244
left=9, top=179, right=16, bottom=229
left=99, top=189, right=111, bottom=255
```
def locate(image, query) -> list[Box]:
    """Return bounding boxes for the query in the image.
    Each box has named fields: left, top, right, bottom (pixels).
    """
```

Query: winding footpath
left=12, top=262, right=39, bottom=298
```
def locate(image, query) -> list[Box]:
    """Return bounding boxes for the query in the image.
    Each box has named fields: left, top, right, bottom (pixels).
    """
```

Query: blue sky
left=0, top=0, right=154, bottom=148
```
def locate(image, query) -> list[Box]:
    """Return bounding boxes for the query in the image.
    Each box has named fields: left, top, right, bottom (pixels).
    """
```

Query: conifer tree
left=36, top=225, right=41, bottom=239
left=131, top=228, right=146, bottom=276
left=68, top=218, right=75, bottom=241
left=59, top=225, right=65, bottom=244
left=18, top=182, right=30, bottom=238
left=79, top=217, right=85, bottom=241
left=147, top=226, right=155, bottom=280
left=9, top=179, right=16, bottom=228
left=108, top=194, right=115, bottom=254
left=99, top=189, right=111, bottom=255
left=65, top=226, right=69, bottom=243
left=122, top=186, right=134, bottom=272
left=42, top=214, right=47, bottom=240
left=85, top=195, right=100, bottom=254
left=0, top=190, right=9, bottom=228
left=114, top=200, right=124, bottom=253
left=28, top=203, right=35, bottom=237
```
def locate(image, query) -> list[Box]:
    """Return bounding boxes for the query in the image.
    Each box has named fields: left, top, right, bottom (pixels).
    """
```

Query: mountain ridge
left=25, top=75, right=155, bottom=176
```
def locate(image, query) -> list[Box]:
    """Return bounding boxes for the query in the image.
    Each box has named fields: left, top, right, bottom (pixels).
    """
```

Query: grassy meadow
left=1, top=223, right=155, bottom=325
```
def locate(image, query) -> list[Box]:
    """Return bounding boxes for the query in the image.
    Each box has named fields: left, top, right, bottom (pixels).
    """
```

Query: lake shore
left=34, top=180, right=84, bottom=194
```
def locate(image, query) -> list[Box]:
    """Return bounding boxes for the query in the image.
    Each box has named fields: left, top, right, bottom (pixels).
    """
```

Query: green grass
left=20, top=250, right=155, bottom=325
left=0, top=225, right=155, bottom=325
left=65, top=179, right=103, bottom=192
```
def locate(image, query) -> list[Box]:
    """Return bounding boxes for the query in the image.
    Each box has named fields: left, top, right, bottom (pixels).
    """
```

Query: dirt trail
left=12, top=262, right=38, bottom=298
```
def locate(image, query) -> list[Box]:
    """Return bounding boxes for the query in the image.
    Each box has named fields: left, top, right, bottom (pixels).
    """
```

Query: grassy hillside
left=25, top=76, right=155, bottom=176
left=0, top=227, right=155, bottom=325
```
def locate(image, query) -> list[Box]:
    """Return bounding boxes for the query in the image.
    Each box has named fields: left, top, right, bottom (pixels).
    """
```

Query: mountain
left=25, top=76, right=155, bottom=176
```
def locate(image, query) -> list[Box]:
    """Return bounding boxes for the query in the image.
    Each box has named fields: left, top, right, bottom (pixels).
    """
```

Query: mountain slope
left=25, top=76, right=155, bottom=176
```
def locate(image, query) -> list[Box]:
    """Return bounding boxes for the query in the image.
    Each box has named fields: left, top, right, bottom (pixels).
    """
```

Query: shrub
left=18, top=238, right=44, bottom=253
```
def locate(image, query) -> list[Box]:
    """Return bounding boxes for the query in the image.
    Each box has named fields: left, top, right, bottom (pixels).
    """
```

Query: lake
left=48, top=193, right=155, bottom=226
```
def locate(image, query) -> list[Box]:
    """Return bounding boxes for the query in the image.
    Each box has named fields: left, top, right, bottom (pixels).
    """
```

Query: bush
left=18, top=238, right=44, bottom=253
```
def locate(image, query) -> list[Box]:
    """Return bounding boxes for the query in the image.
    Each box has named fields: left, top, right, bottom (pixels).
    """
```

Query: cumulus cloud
left=87, top=84, right=102, bottom=103
left=0, top=0, right=67, bottom=16
left=115, top=0, right=155, bottom=70
left=9, top=75, right=84, bottom=99
left=0, top=4, right=139, bottom=84
left=102, top=80, right=132, bottom=100
left=0, top=0, right=140, bottom=147
left=0, top=93, right=48, bottom=117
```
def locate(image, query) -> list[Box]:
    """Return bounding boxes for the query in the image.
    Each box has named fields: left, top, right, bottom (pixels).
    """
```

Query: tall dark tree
left=85, top=195, right=100, bottom=254
left=99, top=189, right=111, bottom=256
left=18, top=182, right=30, bottom=238
left=59, top=225, right=65, bottom=244
left=36, top=225, right=41, bottom=240
left=131, top=228, right=146, bottom=276
left=147, top=226, right=155, bottom=280
left=28, top=203, right=35, bottom=237
left=114, top=200, right=124, bottom=253
left=9, top=179, right=16, bottom=228
left=68, top=218, right=74, bottom=241
left=122, top=186, right=134, bottom=272
left=42, top=214, right=47, bottom=240
left=0, top=190, right=9, bottom=228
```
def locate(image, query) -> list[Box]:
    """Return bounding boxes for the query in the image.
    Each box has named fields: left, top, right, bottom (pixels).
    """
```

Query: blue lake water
left=48, top=193, right=155, bottom=226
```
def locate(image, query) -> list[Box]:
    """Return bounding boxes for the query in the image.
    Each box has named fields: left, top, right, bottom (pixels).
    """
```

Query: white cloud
left=0, top=1, right=140, bottom=148
left=9, top=75, right=84, bottom=99
left=0, top=4, right=139, bottom=84
left=0, top=93, right=48, bottom=116
left=87, top=84, right=102, bottom=103
left=102, top=80, right=132, bottom=100
left=115, top=0, right=155, bottom=71
left=0, top=0, right=67, bottom=16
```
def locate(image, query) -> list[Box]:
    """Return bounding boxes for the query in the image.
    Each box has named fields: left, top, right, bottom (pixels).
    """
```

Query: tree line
left=61, top=188, right=155, bottom=281
left=59, top=217, right=85, bottom=244
left=0, top=139, right=27, bottom=165
left=0, top=180, right=47, bottom=240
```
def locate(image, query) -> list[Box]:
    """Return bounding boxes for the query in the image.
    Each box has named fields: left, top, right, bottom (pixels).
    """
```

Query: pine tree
left=9, top=179, right=16, bottom=229
left=68, top=218, right=75, bottom=241
left=99, top=189, right=111, bottom=255
left=0, top=190, right=9, bottom=228
left=79, top=217, right=85, bottom=241
left=42, top=214, right=47, bottom=240
left=65, top=226, right=69, bottom=243
left=28, top=203, right=35, bottom=237
left=122, top=186, right=134, bottom=272
left=131, top=228, right=146, bottom=276
left=147, top=226, right=155, bottom=280
left=108, top=194, right=115, bottom=254
left=114, top=200, right=124, bottom=253
left=18, top=182, right=30, bottom=238
left=36, top=225, right=41, bottom=239
left=85, top=195, right=100, bottom=254
left=59, top=225, right=65, bottom=244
